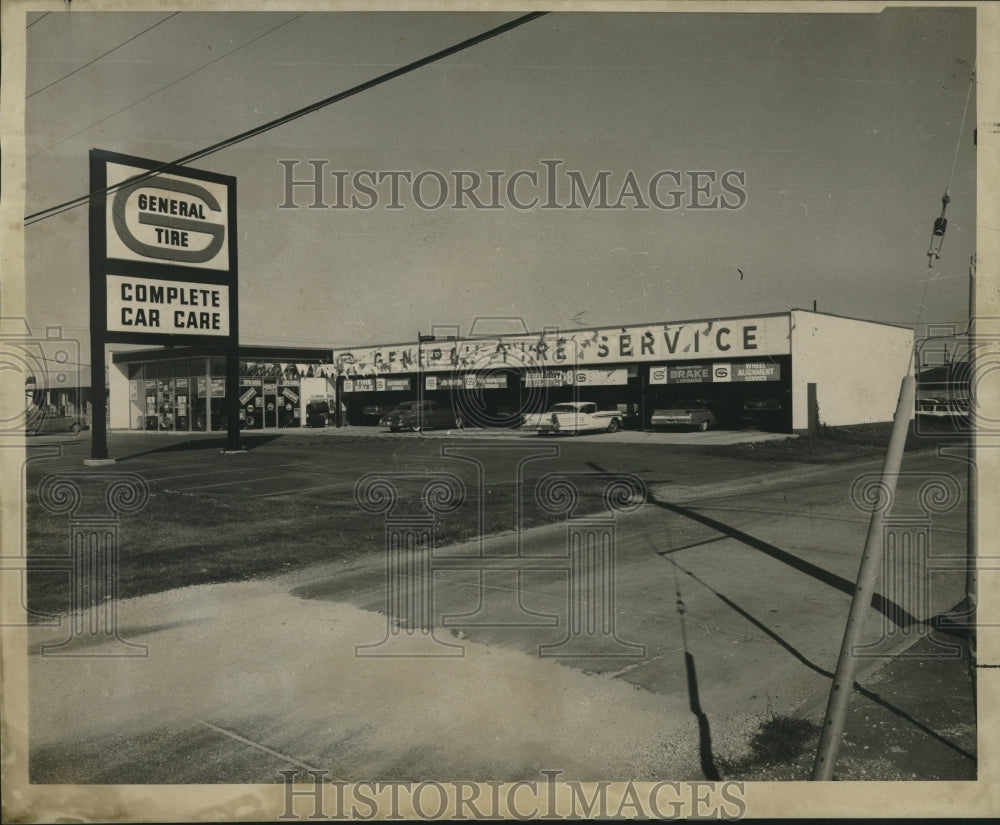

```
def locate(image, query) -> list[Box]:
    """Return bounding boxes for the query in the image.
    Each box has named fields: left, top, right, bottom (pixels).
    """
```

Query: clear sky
left=21, top=6, right=977, bottom=355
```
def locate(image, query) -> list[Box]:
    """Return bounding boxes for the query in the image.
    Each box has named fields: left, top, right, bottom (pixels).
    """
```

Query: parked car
left=740, top=395, right=784, bottom=429
left=523, top=401, right=622, bottom=435
left=915, top=396, right=969, bottom=419
left=650, top=399, right=717, bottom=431
left=380, top=400, right=460, bottom=432
left=24, top=407, right=87, bottom=436
left=362, top=404, right=394, bottom=422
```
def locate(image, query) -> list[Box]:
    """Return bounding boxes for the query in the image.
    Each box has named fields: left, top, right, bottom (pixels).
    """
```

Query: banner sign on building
left=712, top=364, right=731, bottom=383
left=465, top=374, right=508, bottom=390
left=525, top=371, right=566, bottom=388
left=343, top=378, right=375, bottom=393
left=426, top=376, right=464, bottom=390
left=374, top=377, right=412, bottom=391
left=674, top=365, right=713, bottom=384
left=566, top=368, right=629, bottom=386
left=650, top=361, right=781, bottom=385
left=733, top=362, right=781, bottom=382
left=650, top=365, right=712, bottom=384
left=333, top=314, right=790, bottom=376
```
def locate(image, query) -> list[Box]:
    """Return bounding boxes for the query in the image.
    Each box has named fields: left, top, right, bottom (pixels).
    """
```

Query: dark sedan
left=379, top=400, right=460, bottom=432
left=24, top=408, right=87, bottom=435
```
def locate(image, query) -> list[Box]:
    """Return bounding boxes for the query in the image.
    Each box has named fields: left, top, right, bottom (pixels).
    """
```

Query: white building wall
left=108, top=362, right=130, bottom=429
left=790, top=310, right=914, bottom=430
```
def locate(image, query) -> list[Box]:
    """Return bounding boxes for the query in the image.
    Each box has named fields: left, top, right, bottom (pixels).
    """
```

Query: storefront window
left=276, top=365, right=301, bottom=428
left=142, top=364, right=158, bottom=431
left=174, top=365, right=191, bottom=432
left=123, top=355, right=315, bottom=432
left=190, top=358, right=209, bottom=431
left=239, top=362, right=264, bottom=429
left=156, top=361, right=176, bottom=431
left=209, top=357, right=227, bottom=431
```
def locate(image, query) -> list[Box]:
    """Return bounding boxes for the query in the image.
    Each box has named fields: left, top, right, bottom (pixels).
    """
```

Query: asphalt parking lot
left=21, top=427, right=973, bottom=784
left=20, top=424, right=793, bottom=504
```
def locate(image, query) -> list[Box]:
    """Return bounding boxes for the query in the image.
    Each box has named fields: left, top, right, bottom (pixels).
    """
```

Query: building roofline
left=333, top=309, right=914, bottom=352
left=788, top=308, right=913, bottom=330
left=112, top=344, right=332, bottom=364
left=109, top=309, right=913, bottom=362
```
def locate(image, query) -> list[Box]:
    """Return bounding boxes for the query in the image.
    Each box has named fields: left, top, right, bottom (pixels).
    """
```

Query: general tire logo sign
left=106, top=162, right=230, bottom=270
left=91, top=149, right=237, bottom=348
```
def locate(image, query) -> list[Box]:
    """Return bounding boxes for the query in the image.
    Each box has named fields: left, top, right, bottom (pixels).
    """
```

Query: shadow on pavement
left=644, top=489, right=921, bottom=629
left=113, top=433, right=283, bottom=461
left=585, top=460, right=973, bottom=767
left=670, top=565, right=721, bottom=781
left=649, top=537, right=977, bottom=766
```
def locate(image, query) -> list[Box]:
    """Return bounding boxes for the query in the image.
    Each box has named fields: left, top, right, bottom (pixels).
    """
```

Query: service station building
left=110, top=309, right=914, bottom=434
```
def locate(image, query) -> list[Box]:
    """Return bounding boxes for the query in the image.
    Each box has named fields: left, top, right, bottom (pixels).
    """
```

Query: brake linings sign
left=649, top=362, right=782, bottom=384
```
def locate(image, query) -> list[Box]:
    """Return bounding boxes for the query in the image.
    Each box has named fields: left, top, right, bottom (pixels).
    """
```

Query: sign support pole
left=966, top=255, right=976, bottom=677
left=224, top=341, right=241, bottom=452
left=86, top=150, right=114, bottom=465
left=223, top=174, right=243, bottom=453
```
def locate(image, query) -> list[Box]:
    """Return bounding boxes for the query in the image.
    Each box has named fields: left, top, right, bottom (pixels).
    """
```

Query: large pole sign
left=89, top=150, right=240, bottom=459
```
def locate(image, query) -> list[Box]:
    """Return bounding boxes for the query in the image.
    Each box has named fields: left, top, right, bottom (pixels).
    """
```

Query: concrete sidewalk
left=26, top=446, right=973, bottom=785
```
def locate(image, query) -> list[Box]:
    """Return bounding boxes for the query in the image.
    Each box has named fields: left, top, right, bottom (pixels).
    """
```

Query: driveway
left=26, top=451, right=967, bottom=785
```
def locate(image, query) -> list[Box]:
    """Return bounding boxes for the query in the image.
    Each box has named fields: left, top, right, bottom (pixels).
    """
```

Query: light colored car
left=523, top=401, right=622, bottom=435
left=650, top=399, right=717, bottom=431
left=915, top=396, right=969, bottom=419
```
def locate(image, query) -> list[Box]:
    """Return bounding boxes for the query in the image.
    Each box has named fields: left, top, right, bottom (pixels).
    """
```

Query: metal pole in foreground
left=811, top=374, right=916, bottom=781
left=966, top=255, right=977, bottom=674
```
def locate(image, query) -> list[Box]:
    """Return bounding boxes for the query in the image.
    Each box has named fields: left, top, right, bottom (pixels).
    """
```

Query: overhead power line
left=24, top=11, right=547, bottom=227
left=28, top=12, right=308, bottom=163
left=27, top=13, right=180, bottom=100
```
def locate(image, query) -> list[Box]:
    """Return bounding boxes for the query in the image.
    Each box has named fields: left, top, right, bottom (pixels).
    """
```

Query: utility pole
left=966, top=254, right=977, bottom=669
